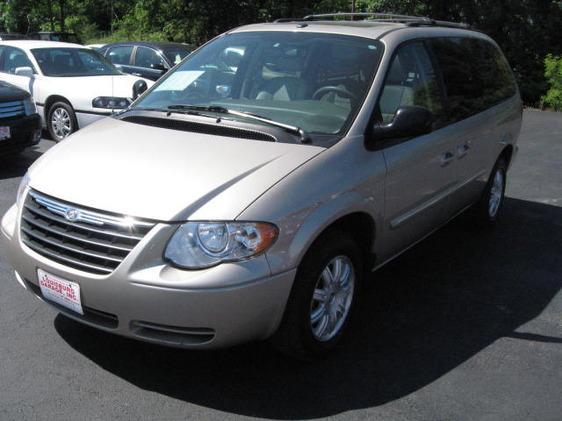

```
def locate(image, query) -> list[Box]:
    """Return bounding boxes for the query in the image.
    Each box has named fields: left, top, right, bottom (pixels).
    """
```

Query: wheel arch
left=44, top=95, right=74, bottom=122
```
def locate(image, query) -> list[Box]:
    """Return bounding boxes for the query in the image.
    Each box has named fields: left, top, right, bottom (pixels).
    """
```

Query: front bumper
left=1, top=203, right=295, bottom=348
left=0, top=114, right=41, bottom=155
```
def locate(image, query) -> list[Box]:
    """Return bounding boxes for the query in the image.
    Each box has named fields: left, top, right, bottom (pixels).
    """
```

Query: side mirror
left=15, top=66, right=34, bottom=78
left=132, top=79, right=148, bottom=100
left=370, top=105, right=433, bottom=143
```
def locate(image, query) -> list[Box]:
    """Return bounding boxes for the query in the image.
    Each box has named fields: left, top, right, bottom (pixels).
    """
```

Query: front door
left=376, top=41, right=460, bottom=259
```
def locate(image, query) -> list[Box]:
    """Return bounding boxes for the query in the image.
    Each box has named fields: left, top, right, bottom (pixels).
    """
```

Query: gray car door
left=376, top=41, right=460, bottom=259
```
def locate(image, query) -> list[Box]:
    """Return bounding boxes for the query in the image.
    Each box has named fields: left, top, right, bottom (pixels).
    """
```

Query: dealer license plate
left=37, top=269, right=84, bottom=315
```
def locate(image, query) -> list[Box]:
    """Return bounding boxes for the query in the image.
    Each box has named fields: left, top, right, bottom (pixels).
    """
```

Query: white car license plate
left=0, top=126, right=10, bottom=140
left=37, top=269, right=84, bottom=315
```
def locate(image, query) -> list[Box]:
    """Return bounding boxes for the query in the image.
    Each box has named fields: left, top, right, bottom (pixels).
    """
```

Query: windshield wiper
left=167, top=104, right=311, bottom=143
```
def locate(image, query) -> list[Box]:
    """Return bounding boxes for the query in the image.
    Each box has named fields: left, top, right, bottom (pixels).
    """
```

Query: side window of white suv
left=378, top=42, right=444, bottom=124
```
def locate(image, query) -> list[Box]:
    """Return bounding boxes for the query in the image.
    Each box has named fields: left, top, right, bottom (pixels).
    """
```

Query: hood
left=0, top=80, right=30, bottom=101
left=28, top=117, right=324, bottom=221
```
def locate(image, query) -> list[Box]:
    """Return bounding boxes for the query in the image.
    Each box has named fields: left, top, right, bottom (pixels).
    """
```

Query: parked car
left=28, top=32, right=81, bottom=44
left=0, top=80, right=41, bottom=156
left=0, top=41, right=152, bottom=140
left=0, top=33, right=26, bottom=41
left=1, top=14, right=522, bottom=358
left=100, top=42, right=194, bottom=80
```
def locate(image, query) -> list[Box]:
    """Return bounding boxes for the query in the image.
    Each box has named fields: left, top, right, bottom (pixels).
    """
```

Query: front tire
left=271, top=230, right=363, bottom=359
left=47, top=101, right=77, bottom=141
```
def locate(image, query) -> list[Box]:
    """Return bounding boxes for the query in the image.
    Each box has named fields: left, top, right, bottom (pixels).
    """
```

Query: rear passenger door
left=130, top=46, right=168, bottom=81
left=377, top=41, right=459, bottom=257
left=429, top=37, right=512, bottom=214
left=105, top=45, right=135, bottom=75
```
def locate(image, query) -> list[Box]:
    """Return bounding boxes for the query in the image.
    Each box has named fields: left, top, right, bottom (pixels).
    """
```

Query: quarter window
left=377, top=42, right=444, bottom=124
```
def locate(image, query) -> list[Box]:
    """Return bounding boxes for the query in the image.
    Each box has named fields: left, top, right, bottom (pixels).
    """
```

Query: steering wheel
left=312, top=86, right=358, bottom=101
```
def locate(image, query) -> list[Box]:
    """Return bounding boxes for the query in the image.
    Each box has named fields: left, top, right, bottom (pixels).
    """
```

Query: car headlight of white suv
left=164, top=221, right=278, bottom=269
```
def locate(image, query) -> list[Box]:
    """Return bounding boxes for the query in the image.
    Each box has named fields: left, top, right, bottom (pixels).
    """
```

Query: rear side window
left=430, top=37, right=517, bottom=122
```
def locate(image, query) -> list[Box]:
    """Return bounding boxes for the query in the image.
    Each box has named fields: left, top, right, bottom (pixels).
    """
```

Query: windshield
left=31, top=48, right=120, bottom=77
left=134, top=32, right=383, bottom=135
left=163, top=46, right=194, bottom=65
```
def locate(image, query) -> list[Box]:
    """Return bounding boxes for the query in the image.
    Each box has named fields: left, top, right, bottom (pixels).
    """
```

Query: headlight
left=23, top=97, right=37, bottom=115
left=164, top=221, right=278, bottom=269
left=16, top=173, right=30, bottom=205
left=92, top=96, right=131, bottom=109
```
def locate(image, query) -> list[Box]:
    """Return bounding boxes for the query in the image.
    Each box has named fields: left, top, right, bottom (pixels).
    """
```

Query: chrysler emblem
left=65, top=208, right=79, bottom=221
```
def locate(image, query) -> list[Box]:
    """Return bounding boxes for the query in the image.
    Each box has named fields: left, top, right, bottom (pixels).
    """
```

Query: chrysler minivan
left=1, top=14, right=522, bottom=358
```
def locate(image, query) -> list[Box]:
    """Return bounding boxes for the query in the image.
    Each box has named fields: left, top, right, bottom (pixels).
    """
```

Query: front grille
left=0, top=100, right=25, bottom=118
left=20, top=190, right=155, bottom=275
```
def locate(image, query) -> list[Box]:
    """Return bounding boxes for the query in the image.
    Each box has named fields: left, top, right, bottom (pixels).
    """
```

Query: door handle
left=132, top=72, right=143, bottom=77
left=440, top=151, right=455, bottom=167
left=457, top=141, right=471, bottom=158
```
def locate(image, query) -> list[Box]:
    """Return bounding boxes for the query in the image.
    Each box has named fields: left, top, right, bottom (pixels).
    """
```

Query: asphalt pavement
left=0, top=111, right=561, bottom=420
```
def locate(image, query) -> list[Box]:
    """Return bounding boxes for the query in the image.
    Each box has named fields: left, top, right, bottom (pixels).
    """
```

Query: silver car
left=1, top=14, right=522, bottom=358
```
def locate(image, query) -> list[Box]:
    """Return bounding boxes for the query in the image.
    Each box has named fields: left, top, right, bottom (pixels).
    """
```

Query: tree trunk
left=59, top=0, right=66, bottom=31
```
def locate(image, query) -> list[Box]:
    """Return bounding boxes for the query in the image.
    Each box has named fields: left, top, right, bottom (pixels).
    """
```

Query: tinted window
left=377, top=42, right=444, bottom=124
left=107, top=46, right=133, bottom=65
left=135, top=47, right=166, bottom=68
left=0, top=46, right=34, bottom=74
left=430, top=37, right=517, bottom=122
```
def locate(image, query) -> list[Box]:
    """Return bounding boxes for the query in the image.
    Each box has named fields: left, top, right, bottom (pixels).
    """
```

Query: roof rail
left=286, top=12, right=471, bottom=29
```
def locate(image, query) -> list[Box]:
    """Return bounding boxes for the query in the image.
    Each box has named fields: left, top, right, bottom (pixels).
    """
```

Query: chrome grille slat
left=24, top=203, right=144, bottom=241
left=22, top=238, right=114, bottom=274
left=20, top=190, right=155, bottom=275
left=21, top=213, right=135, bottom=252
left=21, top=226, right=125, bottom=263
left=0, top=100, right=25, bottom=118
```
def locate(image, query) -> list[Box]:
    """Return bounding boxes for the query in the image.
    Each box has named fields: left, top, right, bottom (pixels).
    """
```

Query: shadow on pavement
left=55, top=197, right=562, bottom=419
left=0, top=147, right=45, bottom=181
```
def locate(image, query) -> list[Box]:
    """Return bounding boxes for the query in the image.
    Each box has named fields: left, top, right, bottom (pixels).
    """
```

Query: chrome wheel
left=310, top=255, right=355, bottom=342
left=488, top=169, right=504, bottom=218
left=51, top=107, right=72, bottom=140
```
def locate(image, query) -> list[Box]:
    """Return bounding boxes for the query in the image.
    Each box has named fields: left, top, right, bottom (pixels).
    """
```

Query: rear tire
left=47, top=101, right=77, bottom=141
left=470, top=157, right=507, bottom=226
left=271, top=230, right=363, bottom=360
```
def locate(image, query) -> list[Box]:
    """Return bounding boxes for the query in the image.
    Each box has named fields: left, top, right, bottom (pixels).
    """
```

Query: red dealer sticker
left=37, top=269, right=84, bottom=315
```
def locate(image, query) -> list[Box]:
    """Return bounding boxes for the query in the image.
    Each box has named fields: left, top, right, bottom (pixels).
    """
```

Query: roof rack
left=275, top=12, right=471, bottom=30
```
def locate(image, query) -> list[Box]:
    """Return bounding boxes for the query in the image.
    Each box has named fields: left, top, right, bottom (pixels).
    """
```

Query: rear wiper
left=167, top=104, right=311, bottom=143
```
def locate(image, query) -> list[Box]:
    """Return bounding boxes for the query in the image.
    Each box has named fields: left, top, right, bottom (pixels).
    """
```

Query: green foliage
left=1, top=0, right=561, bottom=105
left=542, top=55, right=562, bottom=111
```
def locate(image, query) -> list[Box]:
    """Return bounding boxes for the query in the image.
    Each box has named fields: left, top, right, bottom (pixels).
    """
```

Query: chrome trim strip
left=24, top=204, right=144, bottom=241
left=0, top=101, right=24, bottom=108
left=29, top=191, right=154, bottom=229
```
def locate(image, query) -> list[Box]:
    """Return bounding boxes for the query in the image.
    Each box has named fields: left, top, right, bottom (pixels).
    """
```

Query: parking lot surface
left=1, top=111, right=561, bottom=421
